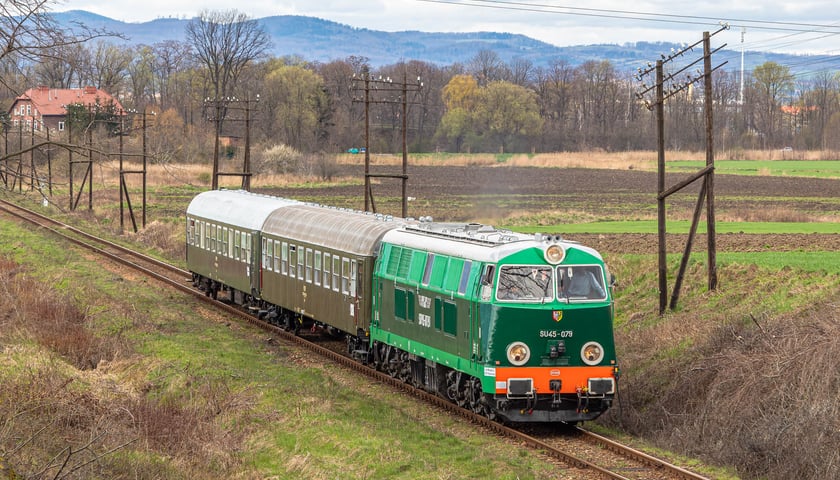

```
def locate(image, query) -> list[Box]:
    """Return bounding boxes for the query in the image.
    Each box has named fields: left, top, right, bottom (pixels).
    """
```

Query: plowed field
left=267, top=164, right=839, bottom=254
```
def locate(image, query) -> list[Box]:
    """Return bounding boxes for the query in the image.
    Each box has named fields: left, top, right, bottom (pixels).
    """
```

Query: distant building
left=6, top=86, right=126, bottom=133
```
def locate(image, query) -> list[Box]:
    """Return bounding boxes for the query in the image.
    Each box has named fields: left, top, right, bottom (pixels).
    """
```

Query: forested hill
left=55, top=10, right=833, bottom=74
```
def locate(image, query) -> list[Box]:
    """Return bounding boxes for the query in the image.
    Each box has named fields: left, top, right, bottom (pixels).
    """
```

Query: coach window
left=210, top=224, right=216, bottom=252
left=187, top=219, right=195, bottom=245
left=297, top=248, right=305, bottom=280
left=274, top=242, right=280, bottom=272
left=234, top=231, right=241, bottom=259
left=350, top=260, right=358, bottom=297
left=267, top=240, right=276, bottom=271
left=281, top=242, right=288, bottom=274
left=305, top=248, right=313, bottom=283
left=332, top=256, right=340, bottom=292
left=223, top=227, right=230, bottom=257
left=289, top=245, right=296, bottom=277
left=323, top=253, right=331, bottom=289
left=245, top=234, right=252, bottom=262
left=341, top=258, right=350, bottom=295
left=314, top=251, right=322, bottom=286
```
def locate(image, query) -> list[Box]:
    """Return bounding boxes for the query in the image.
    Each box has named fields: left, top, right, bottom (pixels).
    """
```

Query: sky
left=54, top=0, right=840, bottom=55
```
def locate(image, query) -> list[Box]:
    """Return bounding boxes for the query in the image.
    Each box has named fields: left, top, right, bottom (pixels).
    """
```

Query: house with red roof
left=7, top=86, right=125, bottom=133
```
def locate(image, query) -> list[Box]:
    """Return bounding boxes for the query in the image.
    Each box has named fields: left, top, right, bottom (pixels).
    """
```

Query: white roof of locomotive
left=382, top=221, right=603, bottom=264
left=186, top=189, right=299, bottom=230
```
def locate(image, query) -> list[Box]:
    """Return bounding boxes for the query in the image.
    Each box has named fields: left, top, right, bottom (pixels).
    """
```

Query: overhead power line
left=417, top=0, right=840, bottom=34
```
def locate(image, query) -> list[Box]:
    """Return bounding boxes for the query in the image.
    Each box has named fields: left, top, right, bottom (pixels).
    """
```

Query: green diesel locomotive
left=187, top=190, right=618, bottom=423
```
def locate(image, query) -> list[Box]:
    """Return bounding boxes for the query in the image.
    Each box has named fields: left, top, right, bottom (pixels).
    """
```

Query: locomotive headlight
left=581, top=341, right=605, bottom=365
left=506, top=342, right=531, bottom=366
left=544, top=245, right=565, bottom=264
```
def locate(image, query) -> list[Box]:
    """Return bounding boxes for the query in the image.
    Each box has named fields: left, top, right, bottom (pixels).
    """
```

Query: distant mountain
left=53, top=10, right=839, bottom=75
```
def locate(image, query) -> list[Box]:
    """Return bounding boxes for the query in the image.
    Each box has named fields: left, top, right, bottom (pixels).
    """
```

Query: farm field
left=1, top=156, right=837, bottom=479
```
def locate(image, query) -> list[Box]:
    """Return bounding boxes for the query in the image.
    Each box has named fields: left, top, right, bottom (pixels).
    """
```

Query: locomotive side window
left=281, top=242, right=288, bottom=274
left=314, top=251, right=322, bottom=286
left=422, top=253, right=434, bottom=285
left=323, top=253, right=331, bottom=289
left=458, top=261, right=472, bottom=295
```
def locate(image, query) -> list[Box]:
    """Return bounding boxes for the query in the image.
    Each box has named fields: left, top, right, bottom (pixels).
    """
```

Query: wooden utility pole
left=205, top=96, right=258, bottom=191
left=636, top=26, right=727, bottom=313
left=352, top=69, right=422, bottom=217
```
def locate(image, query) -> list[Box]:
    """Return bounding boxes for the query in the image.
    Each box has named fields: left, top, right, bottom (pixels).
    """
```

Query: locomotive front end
left=481, top=238, right=618, bottom=423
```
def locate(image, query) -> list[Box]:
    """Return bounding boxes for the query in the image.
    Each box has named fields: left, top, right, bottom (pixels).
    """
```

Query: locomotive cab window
left=557, top=265, right=607, bottom=301
left=496, top=265, right=553, bottom=302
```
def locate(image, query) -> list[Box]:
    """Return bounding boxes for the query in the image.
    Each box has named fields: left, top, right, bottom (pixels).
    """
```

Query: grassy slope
left=0, top=216, right=572, bottom=479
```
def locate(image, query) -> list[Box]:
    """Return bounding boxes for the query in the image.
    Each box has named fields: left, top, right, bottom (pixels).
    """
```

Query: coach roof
left=263, top=204, right=404, bottom=256
left=186, top=189, right=299, bottom=230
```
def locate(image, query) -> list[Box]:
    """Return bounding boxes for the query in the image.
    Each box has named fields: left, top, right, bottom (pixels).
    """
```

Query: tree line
left=3, top=6, right=840, bottom=167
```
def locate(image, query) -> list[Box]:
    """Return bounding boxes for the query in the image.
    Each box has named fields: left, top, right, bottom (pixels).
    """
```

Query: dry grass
left=0, top=257, right=253, bottom=478
left=608, top=257, right=840, bottom=480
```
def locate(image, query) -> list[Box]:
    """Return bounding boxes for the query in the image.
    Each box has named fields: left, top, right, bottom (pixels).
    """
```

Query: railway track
left=0, top=197, right=711, bottom=480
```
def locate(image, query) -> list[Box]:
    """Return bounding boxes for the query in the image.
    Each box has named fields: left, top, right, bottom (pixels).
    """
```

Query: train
left=186, top=189, right=619, bottom=423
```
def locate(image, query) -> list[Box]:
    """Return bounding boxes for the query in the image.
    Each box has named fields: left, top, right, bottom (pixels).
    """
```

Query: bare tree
left=0, top=0, right=118, bottom=92
left=185, top=9, right=270, bottom=101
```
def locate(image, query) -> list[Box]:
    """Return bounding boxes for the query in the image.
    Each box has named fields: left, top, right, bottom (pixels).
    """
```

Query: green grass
left=511, top=220, right=840, bottom=234
left=666, top=159, right=840, bottom=178
left=0, top=217, right=573, bottom=479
